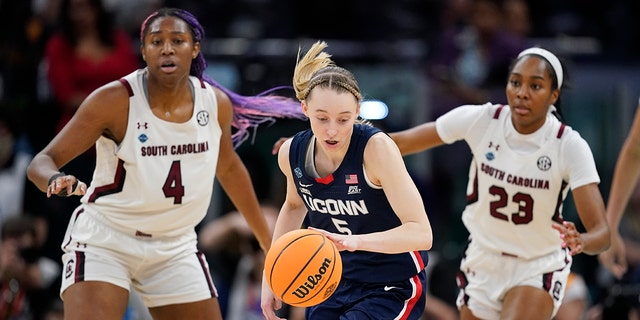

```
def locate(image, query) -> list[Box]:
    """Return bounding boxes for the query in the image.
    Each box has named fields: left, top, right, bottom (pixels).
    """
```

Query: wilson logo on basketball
left=264, top=229, right=342, bottom=306
left=290, top=257, right=333, bottom=299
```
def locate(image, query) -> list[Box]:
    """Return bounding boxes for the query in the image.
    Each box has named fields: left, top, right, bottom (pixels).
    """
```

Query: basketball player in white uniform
left=26, top=8, right=303, bottom=320
left=388, top=47, right=610, bottom=319
left=57, top=67, right=222, bottom=301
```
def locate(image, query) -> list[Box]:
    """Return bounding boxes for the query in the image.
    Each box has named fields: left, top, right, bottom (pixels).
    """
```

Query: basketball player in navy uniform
left=26, top=8, right=304, bottom=320
left=388, top=47, right=610, bottom=319
left=260, top=41, right=434, bottom=320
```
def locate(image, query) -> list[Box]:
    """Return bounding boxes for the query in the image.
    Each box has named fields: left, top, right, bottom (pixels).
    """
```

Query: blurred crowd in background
left=1, top=0, right=639, bottom=319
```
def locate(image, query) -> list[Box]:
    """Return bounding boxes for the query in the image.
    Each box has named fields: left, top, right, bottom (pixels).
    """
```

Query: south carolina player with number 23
left=388, top=47, right=610, bottom=320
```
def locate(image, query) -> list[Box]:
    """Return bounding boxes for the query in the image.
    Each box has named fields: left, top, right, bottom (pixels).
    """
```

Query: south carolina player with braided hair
left=26, top=7, right=304, bottom=320
left=388, top=47, right=610, bottom=320
left=261, top=41, right=433, bottom=320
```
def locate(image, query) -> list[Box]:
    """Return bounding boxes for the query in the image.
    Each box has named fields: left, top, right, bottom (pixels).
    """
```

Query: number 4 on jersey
left=163, top=160, right=185, bottom=204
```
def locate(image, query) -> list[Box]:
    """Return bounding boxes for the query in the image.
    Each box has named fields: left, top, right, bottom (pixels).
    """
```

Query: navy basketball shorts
left=306, top=268, right=427, bottom=320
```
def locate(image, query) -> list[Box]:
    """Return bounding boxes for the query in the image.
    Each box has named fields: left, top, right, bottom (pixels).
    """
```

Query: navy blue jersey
left=289, top=124, right=429, bottom=283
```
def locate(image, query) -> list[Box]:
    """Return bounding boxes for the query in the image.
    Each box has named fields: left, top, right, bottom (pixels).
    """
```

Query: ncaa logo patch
left=537, top=156, right=551, bottom=171
left=485, top=152, right=495, bottom=161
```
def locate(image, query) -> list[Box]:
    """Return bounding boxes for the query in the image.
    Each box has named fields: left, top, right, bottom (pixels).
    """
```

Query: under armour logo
left=137, top=122, right=148, bottom=129
left=488, top=141, right=500, bottom=151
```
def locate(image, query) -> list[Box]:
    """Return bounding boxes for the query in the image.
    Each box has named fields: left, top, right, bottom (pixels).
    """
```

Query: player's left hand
left=308, top=227, right=358, bottom=252
left=552, top=221, right=583, bottom=255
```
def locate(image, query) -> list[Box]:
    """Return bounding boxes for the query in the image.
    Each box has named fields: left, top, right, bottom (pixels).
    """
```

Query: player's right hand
left=47, top=174, right=87, bottom=198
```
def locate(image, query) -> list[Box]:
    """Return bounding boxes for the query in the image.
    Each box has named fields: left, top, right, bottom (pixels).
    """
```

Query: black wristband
left=57, top=179, right=79, bottom=197
left=48, top=172, right=66, bottom=185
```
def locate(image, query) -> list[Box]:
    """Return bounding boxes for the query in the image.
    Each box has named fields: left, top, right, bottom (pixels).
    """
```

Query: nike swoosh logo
left=384, top=286, right=398, bottom=291
left=298, top=181, right=313, bottom=187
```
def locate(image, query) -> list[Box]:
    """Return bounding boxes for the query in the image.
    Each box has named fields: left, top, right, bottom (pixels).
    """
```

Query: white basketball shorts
left=456, top=239, right=571, bottom=320
left=60, top=207, right=218, bottom=307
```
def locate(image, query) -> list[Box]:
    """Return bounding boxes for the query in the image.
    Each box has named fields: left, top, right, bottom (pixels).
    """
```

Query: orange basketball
left=264, top=228, right=342, bottom=307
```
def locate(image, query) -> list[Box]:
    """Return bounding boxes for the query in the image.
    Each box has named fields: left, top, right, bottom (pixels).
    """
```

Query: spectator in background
left=101, top=0, right=162, bottom=38
left=45, top=0, right=140, bottom=136
left=0, top=108, right=32, bottom=225
left=44, top=0, right=139, bottom=186
left=0, top=103, right=62, bottom=320
left=0, top=215, right=39, bottom=319
left=428, top=0, right=527, bottom=110
left=0, top=1, right=49, bottom=115
left=0, top=107, right=64, bottom=318
left=0, top=215, right=60, bottom=320
left=503, top=0, right=531, bottom=38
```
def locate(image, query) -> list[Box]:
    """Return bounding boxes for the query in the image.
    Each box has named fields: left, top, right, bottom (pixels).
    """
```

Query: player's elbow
left=422, top=230, right=434, bottom=251
left=415, top=222, right=434, bottom=251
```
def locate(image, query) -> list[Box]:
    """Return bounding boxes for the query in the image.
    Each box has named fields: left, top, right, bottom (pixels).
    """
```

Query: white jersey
left=436, top=103, right=599, bottom=259
left=79, top=68, right=221, bottom=238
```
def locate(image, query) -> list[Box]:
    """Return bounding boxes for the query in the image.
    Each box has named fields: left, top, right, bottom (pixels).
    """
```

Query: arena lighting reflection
left=359, top=100, right=388, bottom=120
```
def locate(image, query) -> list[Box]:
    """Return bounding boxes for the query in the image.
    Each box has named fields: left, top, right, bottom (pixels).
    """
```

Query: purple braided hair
left=140, top=8, right=306, bottom=148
